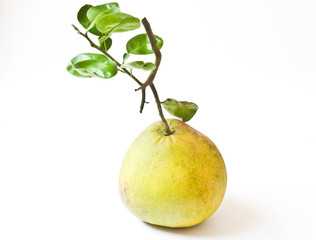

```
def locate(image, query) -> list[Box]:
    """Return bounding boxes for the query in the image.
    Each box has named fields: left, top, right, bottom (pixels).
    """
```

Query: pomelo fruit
left=119, top=118, right=227, bottom=228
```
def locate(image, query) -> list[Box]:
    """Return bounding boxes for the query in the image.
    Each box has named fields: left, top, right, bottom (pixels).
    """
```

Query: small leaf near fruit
left=162, top=98, right=199, bottom=122
left=67, top=53, right=117, bottom=78
left=126, top=33, right=163, bottom=55
left=121, top=61, right=156, bottom=71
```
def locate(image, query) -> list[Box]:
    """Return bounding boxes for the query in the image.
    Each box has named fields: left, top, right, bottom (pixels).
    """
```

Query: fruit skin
left=119, top=119, right=227, bottom=228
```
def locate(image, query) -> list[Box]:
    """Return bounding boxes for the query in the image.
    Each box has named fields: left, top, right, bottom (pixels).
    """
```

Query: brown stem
left=141, top=18, right=172, bottom=135
left=141, top=18, right=162, bottom=89
left=150, top=83, right=173, bottom=135
left=139, top=88, right=146, bottom=113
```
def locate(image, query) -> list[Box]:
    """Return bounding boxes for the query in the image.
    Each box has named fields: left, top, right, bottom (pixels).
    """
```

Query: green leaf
left=86, top=3, right=120, bottom=31
left=77, top=4, right=102, bottom=36
left=74, top=60, right=117, bottom=78
left=96, top=12, right=140, bottom=35
left=126, top=33, right=163, bottom=55
left=99, top=36, right=112, bottom=51
left=66, top=53, right=117, bottom=79
left=122, top=53, right=130, bottom=63
left=162, top=98, right=199, bottom=122
left=121, top=61, right=156, bottom=71
left=77, top=4, right=92, bottom=29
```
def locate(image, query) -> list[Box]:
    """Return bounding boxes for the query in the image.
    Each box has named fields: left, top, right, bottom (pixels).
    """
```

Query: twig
left=150, top=84, right=173, bottom=135
left=140, top=88, right=146, bottom=113
left=140, top=18, right=162, bottom=89
left=141, top=18, right=172, bottom=135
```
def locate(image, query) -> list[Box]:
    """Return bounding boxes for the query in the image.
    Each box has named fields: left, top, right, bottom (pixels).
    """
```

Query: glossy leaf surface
left=126, top=33, right=163, bottom=55
left=162, top=98, right=199, bottom=122
left=121, top=61, right=156, bottom=71
left=77, top=4, right=92, bottom=29
left=96, top=12, right=140, bottom=35
left=67, top=53, right=117, bottom=78
left=77, top=4, right=102, bottom=36
left=86, top=3, right=120, bottom=31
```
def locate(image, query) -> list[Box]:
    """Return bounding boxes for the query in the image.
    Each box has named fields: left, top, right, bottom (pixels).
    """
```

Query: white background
left=1, top=0, right=316, bottom=239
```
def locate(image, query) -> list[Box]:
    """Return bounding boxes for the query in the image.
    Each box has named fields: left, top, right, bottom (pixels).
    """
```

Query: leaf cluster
left=66, top=2, right=198, bottom=123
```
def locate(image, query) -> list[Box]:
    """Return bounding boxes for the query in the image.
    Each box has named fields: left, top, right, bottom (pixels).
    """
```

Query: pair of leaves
left=77, top=3, right=118, bottom=37
left=162, top=99, right=199, bottom=122
left=86, top=3, right=120, bottom=33
left=77, top=3, right=140, bottom=38
left=67, top=53, right=117, bottom=79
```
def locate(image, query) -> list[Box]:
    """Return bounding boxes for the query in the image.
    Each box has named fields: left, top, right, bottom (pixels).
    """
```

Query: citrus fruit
left=119, top=118, right=227, bottom=228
